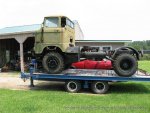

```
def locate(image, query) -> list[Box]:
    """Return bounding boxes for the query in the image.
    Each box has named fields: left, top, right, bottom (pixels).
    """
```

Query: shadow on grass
left=109, top=82, right=150, bottom=94
left=29, top=81, right=66, bottom=92
left=28, top=81, right=150, bottom=94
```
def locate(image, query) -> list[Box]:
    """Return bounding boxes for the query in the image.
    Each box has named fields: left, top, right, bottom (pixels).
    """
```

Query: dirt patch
left=0, top=72, right=64, bottom=91
left=0, top=72, right=33, bottom=90
left=0, top=72, right=20, bottom=77
left=0, top=76, right=65, bottom=91
left=0, top=77, right=30, bottom=90
left=0, top=71, right=73, bottom=91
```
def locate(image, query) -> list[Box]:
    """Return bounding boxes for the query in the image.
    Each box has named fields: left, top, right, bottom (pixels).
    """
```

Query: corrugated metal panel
left=0, top=24, right=41, bottom=35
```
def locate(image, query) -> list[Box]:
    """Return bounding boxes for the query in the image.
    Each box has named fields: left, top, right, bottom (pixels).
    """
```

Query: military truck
left=0, top=15, right=140, bottom=77
left=32, top=15, right=139, bottom=77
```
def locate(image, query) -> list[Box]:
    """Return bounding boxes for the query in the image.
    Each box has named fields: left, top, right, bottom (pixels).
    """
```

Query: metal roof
left=0, top=24, right=132, bottom=43
left=76, top=40, right=132, bottom=43
left=0, top=24, right=41, bottom=35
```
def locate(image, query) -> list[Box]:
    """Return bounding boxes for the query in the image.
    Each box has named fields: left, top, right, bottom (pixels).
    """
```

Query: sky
left=0, top=0, right=150, bottom=41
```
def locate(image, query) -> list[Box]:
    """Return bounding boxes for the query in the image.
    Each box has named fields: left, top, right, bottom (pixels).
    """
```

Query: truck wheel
left=91, top=81, right=109, bottom=94
left=0, top=50, right=6, bottom=68
left=113, top=53, right=137, bottom=77
left=42, top=52, right=64, bottom=74
left=65, top=81, right=81, bottom=93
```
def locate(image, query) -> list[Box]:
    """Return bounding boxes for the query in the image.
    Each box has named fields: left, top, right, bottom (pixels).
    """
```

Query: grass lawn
left=138, top=60, right=150, bottom=73
left=0, top=82, right=150, bottom=113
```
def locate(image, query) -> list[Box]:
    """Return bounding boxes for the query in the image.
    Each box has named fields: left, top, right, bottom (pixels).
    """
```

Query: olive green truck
left=0, top=16, right=141, bottom=77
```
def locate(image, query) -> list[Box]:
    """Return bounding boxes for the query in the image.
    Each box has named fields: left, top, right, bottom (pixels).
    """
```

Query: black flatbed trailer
left=21, top=68, right=150, bottom=94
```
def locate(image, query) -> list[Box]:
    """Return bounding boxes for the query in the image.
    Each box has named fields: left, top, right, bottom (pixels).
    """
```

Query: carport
left=0, top=24, right=41, bottom=72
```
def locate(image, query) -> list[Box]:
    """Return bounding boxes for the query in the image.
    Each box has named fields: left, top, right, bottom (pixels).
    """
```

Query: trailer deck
left=21, top=69, right=150, bottom=81
left=21, top=68, right=150, bottom=94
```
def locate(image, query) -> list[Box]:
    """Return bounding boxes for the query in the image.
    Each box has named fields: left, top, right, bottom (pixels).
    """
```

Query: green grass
left=138, top=60, right=150, bottom=73
left=0, top=82, right=150, bottom=113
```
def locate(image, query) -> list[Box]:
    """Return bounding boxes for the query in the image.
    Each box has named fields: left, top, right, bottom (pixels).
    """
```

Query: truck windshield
left=45, top=17, right=59, bottom=27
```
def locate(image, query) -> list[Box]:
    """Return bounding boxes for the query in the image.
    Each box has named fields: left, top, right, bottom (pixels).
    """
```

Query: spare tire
left=42, top=52, right=64, bottom=74
left=113, top=53, right=137, bottom=77
left=0, top=50, right=6, bottom=68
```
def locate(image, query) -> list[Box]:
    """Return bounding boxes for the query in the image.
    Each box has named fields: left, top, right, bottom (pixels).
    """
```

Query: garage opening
left=0, top=39, right=19, bottom=69
left=0, top=37, right=35, bottom=71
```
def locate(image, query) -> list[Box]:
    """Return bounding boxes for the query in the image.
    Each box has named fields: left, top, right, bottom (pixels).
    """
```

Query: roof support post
left=15, top=36, right=27, bottom=73
left=19, top=42, right=24, bottom=72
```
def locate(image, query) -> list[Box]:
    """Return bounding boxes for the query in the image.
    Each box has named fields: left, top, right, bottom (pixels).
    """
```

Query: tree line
left=128, top=40, right=150, bottom=50
left=128, top=40, right=150, bottom=60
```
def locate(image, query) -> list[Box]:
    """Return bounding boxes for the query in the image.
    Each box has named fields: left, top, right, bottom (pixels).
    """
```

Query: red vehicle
left=71, top=59, right=112, bottom=70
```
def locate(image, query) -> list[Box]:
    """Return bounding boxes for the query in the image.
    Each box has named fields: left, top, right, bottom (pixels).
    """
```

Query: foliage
left=128, top=40, right=150, bottom=60
left=138, top=61, right=150, bottom=73
left=128, top=40, right=150, bottom=50
left=140, top=54, right=150, bottom=60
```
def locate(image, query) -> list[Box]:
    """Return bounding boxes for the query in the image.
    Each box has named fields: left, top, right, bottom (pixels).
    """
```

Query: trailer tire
left=91, top=81, right=109, bottom=94
left=42, top=52, right=64, bottom=74
left=65, top=81, right=81, bottom=93
left=113, top=53, right=137, bottom=77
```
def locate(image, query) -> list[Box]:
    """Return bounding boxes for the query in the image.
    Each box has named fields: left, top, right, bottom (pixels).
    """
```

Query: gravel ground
left=0, top=72, right=65, bottom=91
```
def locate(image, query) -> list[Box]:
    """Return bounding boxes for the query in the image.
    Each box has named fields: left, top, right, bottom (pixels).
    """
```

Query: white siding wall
left=74, top=20, right=84, bottom=40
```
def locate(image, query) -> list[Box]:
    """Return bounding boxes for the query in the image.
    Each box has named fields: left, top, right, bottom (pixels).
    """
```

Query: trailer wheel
left=91, top=81, right=109, bottom=94
left=42, top=52, right=64, bottom=74
left=65, top=81, right=81, bottom=93
left=113, top=53, right=137, bottom=77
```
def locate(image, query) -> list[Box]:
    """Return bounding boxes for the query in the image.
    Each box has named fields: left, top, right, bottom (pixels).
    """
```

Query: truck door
left=61, top=17, right=75, bottom=47
left=43, top=17, right=62, bottom=45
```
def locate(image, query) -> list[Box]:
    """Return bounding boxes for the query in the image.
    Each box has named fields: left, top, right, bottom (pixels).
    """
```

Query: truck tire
left=0, top=50, right=6, bottom=68
left=65, top=81, right=81, bottom=93
left=42, top=52, right=64, bottom=74
left=113, top=53, right=137, bottom=77
left=91, top=81, right=109, bottom=94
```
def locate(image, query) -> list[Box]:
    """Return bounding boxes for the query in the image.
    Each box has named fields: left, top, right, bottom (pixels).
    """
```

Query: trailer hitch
left=21, top=72, right=30, bottom=82
left=20, top=59, right=37, bottom=82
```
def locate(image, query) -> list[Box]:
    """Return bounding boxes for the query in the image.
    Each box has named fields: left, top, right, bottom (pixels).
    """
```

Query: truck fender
left=112, top=46, right=140, bottom=60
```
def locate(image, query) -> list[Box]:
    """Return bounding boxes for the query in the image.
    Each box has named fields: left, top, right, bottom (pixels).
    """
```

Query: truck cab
left=34, top=16, right=75, bottom=54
